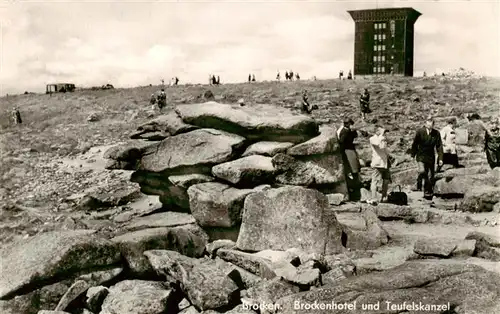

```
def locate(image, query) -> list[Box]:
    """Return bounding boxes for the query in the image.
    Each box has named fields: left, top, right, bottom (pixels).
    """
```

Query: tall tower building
left=348, top=7, right=421, bottom=76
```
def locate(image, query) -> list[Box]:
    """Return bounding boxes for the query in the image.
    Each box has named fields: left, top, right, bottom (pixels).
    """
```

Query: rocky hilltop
left=0, top=75, right=499, bottom=314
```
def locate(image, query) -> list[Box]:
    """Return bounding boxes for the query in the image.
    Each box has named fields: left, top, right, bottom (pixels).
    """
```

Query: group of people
left=338, top=114, right=500, bottom=204
left=150, top=88, right=167, bottom=110
left=209, top=75, right=221, bottom=85
left=170, top=77, right=180, bottom=86
left=339, top=70, right=353, bottom=80
left=275, top=70, right=300, bottom=82
left=248, top=74, right=256, bottom=82
left=300, top=87, right=372, bottom=122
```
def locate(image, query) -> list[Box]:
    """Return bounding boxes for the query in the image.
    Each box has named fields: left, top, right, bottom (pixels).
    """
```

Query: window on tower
left=390, top=20, right=396, bottom=37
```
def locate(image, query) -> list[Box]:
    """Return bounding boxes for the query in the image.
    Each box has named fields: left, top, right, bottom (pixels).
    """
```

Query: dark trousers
left=437, top=153, right=460, bottom=171
left=443, top=153, right=459, bottom=167
left=417, top=161, right=435, bottom=194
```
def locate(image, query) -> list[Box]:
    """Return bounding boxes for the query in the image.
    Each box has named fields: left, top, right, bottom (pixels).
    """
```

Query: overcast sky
left=0, top=0, right=498, bottom=94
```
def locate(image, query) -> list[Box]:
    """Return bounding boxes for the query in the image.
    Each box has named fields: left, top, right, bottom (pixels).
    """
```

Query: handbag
left=387, top=185, right=408, bottom=205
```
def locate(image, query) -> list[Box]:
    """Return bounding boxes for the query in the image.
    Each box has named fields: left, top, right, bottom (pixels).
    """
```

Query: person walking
left=157, top=89, right=167, bottom=110
left=12, top=107, right=22, bottom=124
left=359, top=88, right=371, bottom=120
left=410, top=116, right=444, bottom=200
left=368, top=127, right=391, bottom=204
left=338, top=118, right=361, bottom=200
left=438, top=117, right=461, bottom=171
left=469, top=115, right=500, bottom=169
left=150, top=93, right=157, bottom=110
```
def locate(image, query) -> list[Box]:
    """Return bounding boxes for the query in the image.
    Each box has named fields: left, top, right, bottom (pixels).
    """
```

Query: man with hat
left=338, top=117, right=361, bottom=200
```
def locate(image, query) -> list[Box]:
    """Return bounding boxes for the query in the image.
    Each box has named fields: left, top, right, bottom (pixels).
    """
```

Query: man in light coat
left=368, top=127, right=391, bottom=204
left=438, top=117, right=460, bottom=171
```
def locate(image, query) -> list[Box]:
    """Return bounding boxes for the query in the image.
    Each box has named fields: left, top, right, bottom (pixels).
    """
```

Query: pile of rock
left=434, top=166, right=500, bottom=212
left=1, top=227, right=499, bottom=314
left=105, top=101, right=348, bottom=232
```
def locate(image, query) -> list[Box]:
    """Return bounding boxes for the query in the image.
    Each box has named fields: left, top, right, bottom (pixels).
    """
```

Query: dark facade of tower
left=348, top=8, right=421, bottom=76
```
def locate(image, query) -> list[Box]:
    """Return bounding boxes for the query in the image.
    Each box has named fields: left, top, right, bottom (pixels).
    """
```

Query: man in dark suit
left=410, top=117, right=444, bottom=199
left=338, top=118, right=361, bottom=200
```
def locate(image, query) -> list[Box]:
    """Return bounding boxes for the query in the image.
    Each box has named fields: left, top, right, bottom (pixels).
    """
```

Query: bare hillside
left=1, top=76, right=498, bottom=209
left=1, top=76, right=500, bottom=314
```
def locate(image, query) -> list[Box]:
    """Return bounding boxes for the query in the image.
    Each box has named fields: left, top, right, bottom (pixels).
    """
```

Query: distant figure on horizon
left=248, top=74, right=252, bottom=83
left=289, top=70, right=294, bottom=81
left=209, top=74, right=213, bottom=85
left=276, top=71, right=281, bottom=82
left=175, top=77, right=179, bottom=85
left=285, top=71, right=289, bottom=81
left=12, top=107, right=22, bottom=125
left=339, top=70, right=344, bottom=80
left=347, top=70, right=353, bottom=80
left=423, top=71, right=427, bottom=77
left=296, top=73, right=300, bottom=80
left=216, top=76, right=220, bottom=85
left=360, top=88, right=371, bottom=120
left=252, top=74, right=256, bottom=82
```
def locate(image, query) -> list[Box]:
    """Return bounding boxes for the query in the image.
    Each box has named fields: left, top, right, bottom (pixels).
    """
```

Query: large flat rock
left=236, top=186, right=344, bottom=255
left=138, top=128, right=246, bottom=174
left=175, top=102, right=319, bottom=143
left=336, top=210, right=389, bottom=250
left=111, top=225, right=207, bottom=275
left=436, top=168, right=500, bottom=196
left=131, top=173, right=214, bottom=209
left=144, top=250, right=239, bottom=311
left=104, top=141, right=159, bottom=170
left=241, top=141, right=294, bottom=157
left=275, top=260, right=500, bottom=313
left=123, top=212, right=197, bottom=231
left=413, top=238, right=458, bottom=257
left=100, top=280, right=174, bottom=314
left=0, top=230, right=121, bottom=300
left=287, top=125, right=338, bottom=156
left=104, top=140, right=157, bottom=161
left=272, top=153, right=340, bottom=186
left=188, top=182, right=257, bottom=227
left=135, top=111, right=198, bottom=136
left=212, top=155, right=276, bottom=187
left=461, top=185, right=500, bottom=212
